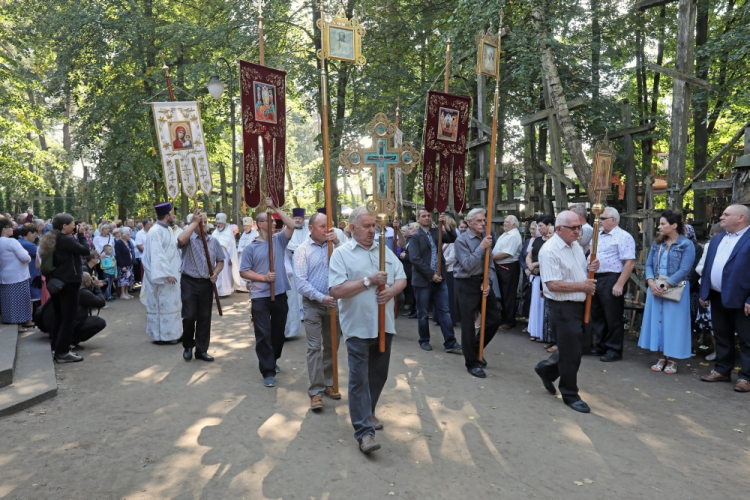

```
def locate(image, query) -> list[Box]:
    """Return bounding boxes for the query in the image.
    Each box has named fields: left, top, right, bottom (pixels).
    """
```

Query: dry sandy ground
left=1, top=293, right=749, bottom=500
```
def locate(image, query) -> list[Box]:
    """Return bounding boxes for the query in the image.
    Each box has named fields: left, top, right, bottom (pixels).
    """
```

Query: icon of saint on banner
left=253, top=82, right=278, bottom=124
left=170, top=122, right=194, bottom=150
left=437, top=107, right=459, bottom=142
left=593, top=153, right=612, bottom=191
left=482, top=43, right=496, bottom=76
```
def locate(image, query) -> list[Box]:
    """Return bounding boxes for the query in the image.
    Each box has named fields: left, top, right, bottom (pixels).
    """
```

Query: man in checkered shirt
left=294, top=213, right=343, bottom=411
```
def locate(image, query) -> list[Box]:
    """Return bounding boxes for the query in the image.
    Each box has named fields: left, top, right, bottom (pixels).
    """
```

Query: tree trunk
left=642, top=7, right=666, bottom=178
left=218, top=161, right=228, bottom=214
left=286, top=167, right=300, bottom=208
left=590, top=0, right=601, bottom=101
left=531, top=2, right=592, bottom=196
left=26, top=90, right=48, bottom=152
left=63, top=91, right=72, bottom=153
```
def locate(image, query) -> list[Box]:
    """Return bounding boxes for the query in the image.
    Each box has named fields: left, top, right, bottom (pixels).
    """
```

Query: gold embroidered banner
left=151, top=101, right=213, bottom=200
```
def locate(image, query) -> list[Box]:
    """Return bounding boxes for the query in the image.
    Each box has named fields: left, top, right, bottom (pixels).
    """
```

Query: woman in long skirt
left=526, top=216, right=554, bottom=342
left=0, top=218, right=33, bottom=331
left=639, top=210, right=695, bottom=374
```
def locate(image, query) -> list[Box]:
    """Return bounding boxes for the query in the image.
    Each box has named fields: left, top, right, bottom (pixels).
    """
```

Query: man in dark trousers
left=453, top=208, right=501, bottom=378
left=408, top=209, right=461, bottom=353
left=533, top=211, right=599, bottom=413
left=491, top=215, right=523, bottom=330
left=177, top=208, right=225, bottom=363
left=239, top=197, right=295, bottom=388
left=699, top=204, right=750, bottom=392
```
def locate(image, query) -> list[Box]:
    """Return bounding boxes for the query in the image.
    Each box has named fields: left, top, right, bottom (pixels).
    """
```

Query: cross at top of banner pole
left=316, top=5, right=367, bottom=66
left=340, top=113, right=420, bottom=216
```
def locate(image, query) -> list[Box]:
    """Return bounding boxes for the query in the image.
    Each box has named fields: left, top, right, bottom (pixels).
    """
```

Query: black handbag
left=30, top=275, right=43, bottom=289
left=46, top=278, right=65, bottom=295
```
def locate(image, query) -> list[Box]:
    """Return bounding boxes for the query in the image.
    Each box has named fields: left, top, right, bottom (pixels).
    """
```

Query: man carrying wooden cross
left=329, top=206, right=406, bottom=453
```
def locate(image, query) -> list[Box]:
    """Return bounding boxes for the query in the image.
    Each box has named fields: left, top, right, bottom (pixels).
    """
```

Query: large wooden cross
left=520, top=82, right=586, bottom=214
left=339, top=113, right=420, bottom=216
left=637, top=0, right=712, bottom=210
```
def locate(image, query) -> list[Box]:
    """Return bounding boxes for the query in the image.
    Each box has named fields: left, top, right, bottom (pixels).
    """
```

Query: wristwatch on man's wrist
left=363, top=277, right=371, bottom=290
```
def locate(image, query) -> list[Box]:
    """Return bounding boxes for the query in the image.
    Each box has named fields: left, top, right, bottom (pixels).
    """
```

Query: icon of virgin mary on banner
left=239, top=60, right=287, bottom=208
left=422, top=91, right=471, bottom=214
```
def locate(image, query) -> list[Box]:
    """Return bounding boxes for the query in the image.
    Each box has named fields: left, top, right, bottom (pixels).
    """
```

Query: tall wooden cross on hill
left=635, top=0, right=713, bottom=210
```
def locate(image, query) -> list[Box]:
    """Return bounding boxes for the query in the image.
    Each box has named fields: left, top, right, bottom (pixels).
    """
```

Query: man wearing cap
left=177, top=208, right=226, bottom=362
left=237, top=217, right=258, bottom=259
left=213, top=213, right=241, bottom=297
left=141, top=202, right=183, bottom=345
left=240, top=198, right=296, bottom=387
left=283, top=208, right=309, bottom=337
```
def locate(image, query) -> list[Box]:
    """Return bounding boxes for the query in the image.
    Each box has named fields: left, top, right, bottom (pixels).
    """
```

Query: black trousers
left=251, top=293, right=289, bottom=378
left=455, top=276, right=502, bottom=369
left=181, top=275, right=214, bottom=353
left=72, top=316, right=106, bottom=344
left=535, top=300, right=585, bottom=404
left=51, top=282, right=81, bottom=355
left=133, top=258, right=142, bottom=284
left=710, top=290, right=750, bottom=381
left=591, top=272, right=625, bottom=355
left=496, top=261, right=520, bottom=327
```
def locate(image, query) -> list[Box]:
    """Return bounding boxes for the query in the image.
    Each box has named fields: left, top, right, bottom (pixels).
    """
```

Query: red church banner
left=239, top=60, right=287, bottom=208
left=422, top=91, right=471, bottom=214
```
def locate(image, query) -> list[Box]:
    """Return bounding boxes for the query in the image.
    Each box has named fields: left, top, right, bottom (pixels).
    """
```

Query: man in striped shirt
left=294, top=213, right=343, bottom=411
left=534, top=211, right=599, bottom=413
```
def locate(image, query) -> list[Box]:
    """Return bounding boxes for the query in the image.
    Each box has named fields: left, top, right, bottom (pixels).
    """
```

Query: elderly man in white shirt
left=533, top=211, right=599, bottom=414
left=585, top=207, right=635, bottom=362
left=492, top=215, right=523, bottom=330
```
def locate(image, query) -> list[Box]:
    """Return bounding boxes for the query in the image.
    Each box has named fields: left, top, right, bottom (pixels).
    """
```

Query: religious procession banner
left=422, top=91, right=471, bottom=214
left=239, top=59, right=287, bottom=208
left=150, top=101, right=213, bottom=200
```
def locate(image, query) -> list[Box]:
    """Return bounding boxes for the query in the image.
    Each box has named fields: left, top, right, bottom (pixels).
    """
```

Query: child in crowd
left=100, top=244, right=117, bottom=301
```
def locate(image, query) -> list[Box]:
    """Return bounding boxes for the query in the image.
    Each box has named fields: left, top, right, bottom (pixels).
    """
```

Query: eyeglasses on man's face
left=599, top=216, right=614, bottom=221
left=560, top=225, right=582, bottom=232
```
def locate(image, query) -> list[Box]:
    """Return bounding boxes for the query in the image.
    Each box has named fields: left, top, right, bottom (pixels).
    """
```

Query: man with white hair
left=453, top=207, right=502, bottom=378
left=135, top=218, right=153, bottom=282
left=329, top=206, right=406, bottom=453
left=492, top=215, right=523, bottom=330
left=213, top=213, right=241, bottom=297
left=141, top=202, right=183, bottom=345
left=570, top=204, right=593, bottom=254
left=237, top=217, right=258, bottom=259
left=534, top=210, right=599, bottom=413
left=586, top=206, right=635, bottom=362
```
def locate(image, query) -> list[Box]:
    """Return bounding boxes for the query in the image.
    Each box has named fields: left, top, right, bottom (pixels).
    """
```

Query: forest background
left=0, top=0, right=748, bottom=225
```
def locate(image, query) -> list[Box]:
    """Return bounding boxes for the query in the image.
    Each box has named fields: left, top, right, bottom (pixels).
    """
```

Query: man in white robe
left=141, top=202, right=183, bottom=344
left=283, top=208, right=308, bottom=338
left=238, top=217, right=258, bottom=258
left=213, top=213, right=241, bottom=297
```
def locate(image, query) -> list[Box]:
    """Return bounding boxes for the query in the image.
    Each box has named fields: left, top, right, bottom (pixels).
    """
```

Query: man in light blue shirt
left=239, top=198, right=295, bottom=388
left=329, top=207, right=406, bottom=453
left=294, top=213, right=343, bottom=411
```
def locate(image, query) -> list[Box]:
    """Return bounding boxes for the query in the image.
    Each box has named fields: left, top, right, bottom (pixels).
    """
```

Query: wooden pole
left=435, top=40, right=451, bottom=278
left=162, top=64, right=222, bottom=315
left=258, top=9, right=275, bottom=301
left=377, top=214, right=388, bottom=353
left=478, top=14, right=503, bottom=362
left=583, top=191, right=604, bottom=324
left=319, top=3, right=340, bottom=389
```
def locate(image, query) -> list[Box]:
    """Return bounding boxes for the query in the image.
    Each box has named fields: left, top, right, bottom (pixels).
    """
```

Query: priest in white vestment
left=282, top=208, right=307, bottom=338
left=141, top=202, right=183, bottom=343
left=238, top=217, right=258, bottom=258
left=213, top=213, right=241, bottom=297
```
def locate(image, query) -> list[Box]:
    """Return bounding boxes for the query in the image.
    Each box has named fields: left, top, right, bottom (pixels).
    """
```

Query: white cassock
left=141, top=223, right=182, bottom=341
left=237, top=229, right=258, bottom=258
left=213, top=226, right=241, bottom=297
left=283, top=225, right=309, bottom=338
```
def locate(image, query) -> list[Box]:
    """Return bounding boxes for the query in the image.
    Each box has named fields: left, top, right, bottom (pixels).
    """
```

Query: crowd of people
left=1, top=200, right=748, bottom=453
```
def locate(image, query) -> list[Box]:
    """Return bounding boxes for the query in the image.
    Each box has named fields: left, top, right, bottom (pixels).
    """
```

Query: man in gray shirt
left=239, top=197, right=295, bottom=388
left=177, top=208, right=225, bottom=363
left=453, top=208, right=502, bottom=379
left=329, top=207, right=406, bottom=454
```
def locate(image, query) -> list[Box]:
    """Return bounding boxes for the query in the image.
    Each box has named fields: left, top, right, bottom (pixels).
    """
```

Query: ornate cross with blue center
left=340, top=112, right=420, bottom=215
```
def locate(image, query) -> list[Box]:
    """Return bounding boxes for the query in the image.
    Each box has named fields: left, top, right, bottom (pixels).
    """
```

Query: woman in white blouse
left=0, top=217, right=33, bottom=331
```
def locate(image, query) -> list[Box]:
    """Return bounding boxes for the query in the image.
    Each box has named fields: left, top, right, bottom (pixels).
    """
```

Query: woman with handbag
left=639, top=210, right=695, bottom=374
left=0, top=217, right=33, bottom=332
left=39, top=213, right=91, bottom=363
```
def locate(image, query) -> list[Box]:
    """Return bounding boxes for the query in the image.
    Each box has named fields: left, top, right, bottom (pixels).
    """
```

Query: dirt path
left=1, top=293, right=748, bottom=499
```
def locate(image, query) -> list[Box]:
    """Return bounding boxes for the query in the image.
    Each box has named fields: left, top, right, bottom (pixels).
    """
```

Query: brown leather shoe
left=498, top=324, right=512, bottom=330
left=700, top=370, right=731, bottom=382
left=359, top=434, right=381, bottom=453
left=324, top=386, right=341, bottom=399
left=735, top=379, right=750, bottom=392
left=371, top=415, right=384, bottom=430
left=310, top=395, right=323, bottom=411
